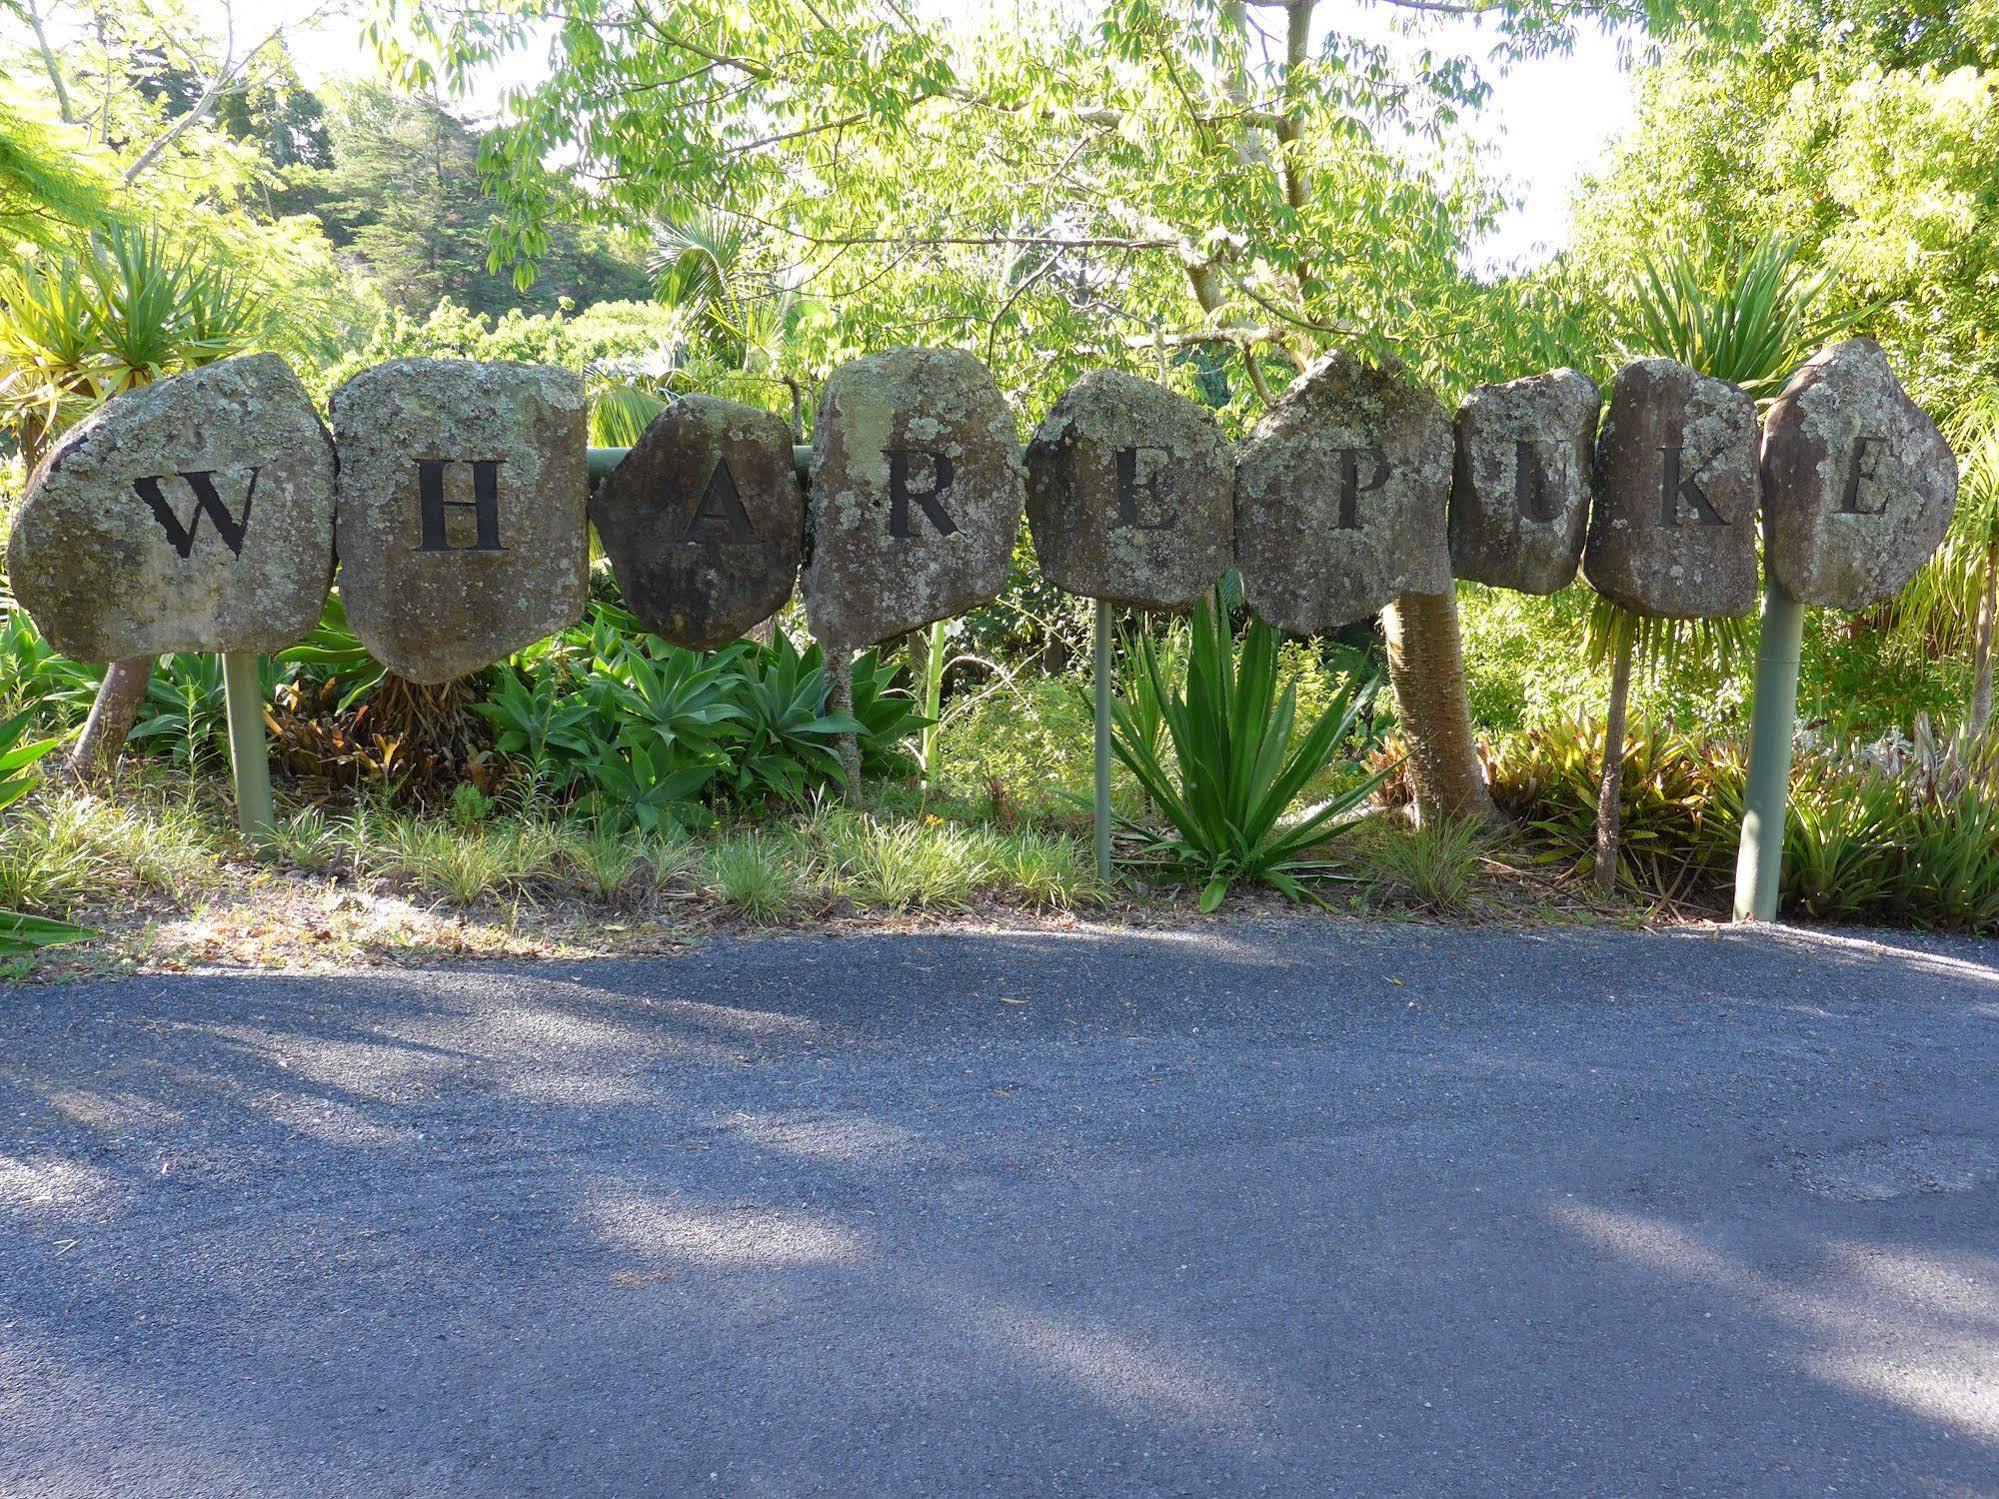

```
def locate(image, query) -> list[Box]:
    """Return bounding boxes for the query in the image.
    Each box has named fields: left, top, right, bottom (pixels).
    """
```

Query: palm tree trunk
left=1382, top=589, right=1496, bottom=826
left=1971, top=534, right=1999, bottom=739
left=1594, top=632, right=1635, bottom=896
left=68, top=656, right=153, bottom=776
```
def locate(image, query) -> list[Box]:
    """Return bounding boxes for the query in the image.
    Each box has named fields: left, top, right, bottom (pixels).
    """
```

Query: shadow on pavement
left=2, top=922, right=1996, bottom=1494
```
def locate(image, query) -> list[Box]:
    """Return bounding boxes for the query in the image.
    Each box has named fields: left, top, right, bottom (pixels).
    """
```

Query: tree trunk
left=68, top=656, right=154, bottom=776
left=1972, top=535, right=1999, bottom=739
left=1593, top=632, right=1635, bottom=897
left=25, top=1, right=75, bottom=125
left=824, top=644, right=862, bottom=804
left=1382, top=589, right=1496, bottom=826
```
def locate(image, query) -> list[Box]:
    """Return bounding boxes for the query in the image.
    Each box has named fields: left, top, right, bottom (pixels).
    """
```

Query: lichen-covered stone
left=1233, top=351, right=1452, bottom=632
left=802, top=347, right=1023, bottom=646
left=1024, top=370, right=1232, bottom=610
left=1762, top=338, right=1957, bottom=609
left=331, top=359, right=588, bottom=683
left=1448, top=369, right=1599, bottom=595
left=591, top=396, right=802, bottom=650
left=1583, top=358, right=1759, bottom=619
left=6, top=353, right=333, bottom=662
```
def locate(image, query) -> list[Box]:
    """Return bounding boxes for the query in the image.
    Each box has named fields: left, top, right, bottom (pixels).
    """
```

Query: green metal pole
left=1732, top=580, right=1807, bottom=922
left=221, top=650, right=274, bottom=846
left=1094, top=598, right=1113, bottom=886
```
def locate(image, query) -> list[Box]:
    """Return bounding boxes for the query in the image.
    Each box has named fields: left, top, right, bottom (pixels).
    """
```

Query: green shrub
left=1781, top=762, right=1902, bottom=921
left=0, top=607, right=98, bottom=727
left=450, top=782, right=495, bottom=827
left=1488, top=716, right=1999, bottom=931
left=930, top=675, right=1098, bottom=817
left=1900, top=791, right=1999, bottom=930
left=474, top=610, right=926, bottom=822
left=127, top=653, right=239, bottom=769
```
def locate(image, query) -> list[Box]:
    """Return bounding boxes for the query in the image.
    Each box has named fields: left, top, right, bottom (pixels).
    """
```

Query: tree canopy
left=1570, top=0, right=1999, bottom=413
left=373, top=0, right=1762, bottom=426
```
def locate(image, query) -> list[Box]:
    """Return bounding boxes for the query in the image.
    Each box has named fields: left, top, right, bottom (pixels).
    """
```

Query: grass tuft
left=0, top=787, right=222, bottom=913
left=567, top=823, right=695, bottom=902
left=807, top=811, right=986, bottom=912
left=801, top=808, right=1101, bottom=913
left=359, top=812, right=573, bottom=906
left=1350, top=816, right=1490, bottom=917
left=272, top=807, right=349, bottom=875
left=701, top=832, right=804, bottom=922
left=975, top=827, right=1101, bottom=910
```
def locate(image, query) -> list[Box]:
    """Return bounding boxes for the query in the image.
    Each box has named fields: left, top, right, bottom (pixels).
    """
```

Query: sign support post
left=1732, top=579, right=1805, bottom=922
left=1094, top=599, right=1113, bottom=886
left=221, top=650, right=275, bottom=845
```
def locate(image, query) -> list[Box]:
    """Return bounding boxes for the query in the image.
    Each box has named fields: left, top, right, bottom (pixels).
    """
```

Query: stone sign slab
left=6, top=353, right=335, bottom=662
left=1449, top=368, right=1600, bottom=595
left=1234, top=351, right=1452, bottom=633
left=331, top=359, right=588, bottom=683
left=591, top=396, right=803, bottom=650
left=803, top=346, right=1023, bottom=647
left=1583, top=358, right=1759, bottom=619
left=1024, top=369, right=1232, bottom=610
left=1762, top=338, right=1957, bottom=609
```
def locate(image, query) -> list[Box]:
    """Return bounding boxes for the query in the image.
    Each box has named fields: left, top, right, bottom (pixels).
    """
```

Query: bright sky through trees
left=21, top=0, right=1635, bottom=268
left=283, top=0, right=1635, bottom=269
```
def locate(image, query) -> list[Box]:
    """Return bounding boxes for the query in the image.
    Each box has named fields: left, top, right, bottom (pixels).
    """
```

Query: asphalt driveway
left=3, top=921, right=1997, bottom=1497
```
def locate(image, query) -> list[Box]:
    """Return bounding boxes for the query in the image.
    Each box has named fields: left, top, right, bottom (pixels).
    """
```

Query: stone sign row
left=6, top=339, right=1957, bottom=684
left=5, top=355, right=593, bottom=684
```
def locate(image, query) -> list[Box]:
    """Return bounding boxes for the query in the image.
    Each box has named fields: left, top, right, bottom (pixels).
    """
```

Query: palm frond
left=649, top=210, right=747, bottom=310
left=590, top=380, right=669, bottom=447
left=1618, top=233, right=1871, bottom=403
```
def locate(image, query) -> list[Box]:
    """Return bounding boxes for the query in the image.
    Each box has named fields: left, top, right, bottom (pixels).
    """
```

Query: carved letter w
left=133, top=468, right=258, bottom=559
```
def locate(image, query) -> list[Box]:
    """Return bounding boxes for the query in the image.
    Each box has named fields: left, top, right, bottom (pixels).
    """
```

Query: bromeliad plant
left=1111, top=599, right=1387, bottom=910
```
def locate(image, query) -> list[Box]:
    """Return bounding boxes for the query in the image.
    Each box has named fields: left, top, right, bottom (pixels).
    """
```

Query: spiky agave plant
left=1110, top=597, right=1385, bottom=910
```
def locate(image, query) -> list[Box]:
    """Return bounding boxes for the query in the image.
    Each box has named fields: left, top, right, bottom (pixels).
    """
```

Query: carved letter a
left=682, top=459, right=755, bottom=544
